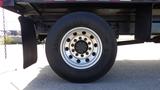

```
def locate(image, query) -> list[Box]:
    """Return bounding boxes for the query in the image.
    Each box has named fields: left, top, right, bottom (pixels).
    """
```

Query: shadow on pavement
left=23, top=60, right=160, bottom=90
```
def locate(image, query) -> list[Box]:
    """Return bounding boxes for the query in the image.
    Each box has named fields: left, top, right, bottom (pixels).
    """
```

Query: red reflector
left=0, top=0, right=3, bottom=7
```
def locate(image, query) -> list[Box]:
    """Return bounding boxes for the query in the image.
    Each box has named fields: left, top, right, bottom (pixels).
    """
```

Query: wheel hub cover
left=75, top=40, right=88, bottom=54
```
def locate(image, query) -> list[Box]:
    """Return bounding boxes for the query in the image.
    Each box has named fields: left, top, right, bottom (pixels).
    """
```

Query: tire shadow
left=23, top=60, right=160, bottom=90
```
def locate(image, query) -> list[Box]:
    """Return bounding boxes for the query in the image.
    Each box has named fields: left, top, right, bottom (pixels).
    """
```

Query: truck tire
left=46, top=12, right=117, bottom=83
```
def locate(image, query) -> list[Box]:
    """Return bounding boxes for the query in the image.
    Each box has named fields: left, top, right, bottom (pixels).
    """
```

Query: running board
left=118, top=40, right=143, bottom=46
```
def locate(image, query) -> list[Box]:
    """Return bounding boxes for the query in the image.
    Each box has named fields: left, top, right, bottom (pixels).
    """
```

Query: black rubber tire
left=46, top=12, right=117, bottom=83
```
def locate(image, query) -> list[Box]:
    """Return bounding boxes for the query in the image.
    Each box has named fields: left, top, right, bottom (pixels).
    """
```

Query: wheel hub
left=75, top=40, right=88, bottom=54
left=60, top=27, right=102, bottom=69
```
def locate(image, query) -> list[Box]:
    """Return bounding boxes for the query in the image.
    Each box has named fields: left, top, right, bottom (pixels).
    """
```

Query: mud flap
left=19, top=16, right=37, bottom=69
left=135, top=4, right=152, bottom=42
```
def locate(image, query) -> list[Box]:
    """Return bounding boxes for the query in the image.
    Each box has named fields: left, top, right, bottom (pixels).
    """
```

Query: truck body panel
left=2, top=0, right=160, bottom=36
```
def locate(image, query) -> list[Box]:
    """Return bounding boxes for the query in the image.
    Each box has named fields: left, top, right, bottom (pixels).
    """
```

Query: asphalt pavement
left=0, top=43, right=160, bottom=90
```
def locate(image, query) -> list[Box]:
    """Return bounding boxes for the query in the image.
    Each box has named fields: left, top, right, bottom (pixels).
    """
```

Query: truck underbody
left=1, top=0, right=160, bottom=83
left=2, top=1, right=160, bottom=35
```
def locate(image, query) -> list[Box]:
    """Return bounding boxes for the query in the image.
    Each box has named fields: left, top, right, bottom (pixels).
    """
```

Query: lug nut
left=67, top=38, right=70, bottom=42
left=90, top=35, right=94, bottom=39
left=81, top=54, right=84, bottom=57
left=76, top=53, right=79, bottom=56
left=94, top=43, right=98, bottom=47
left=88, top=42, right=91, bottom=45
left=73, top=32, right=77, bottom=36
left=79, top=37, right=82, bottom=40
left=65, top=47, right=69, bottom=51
left=92, top=52, right=96, bottom=56
left=88, top=47, right=92, bottom=50
left=71, top=44, right=74, bottom=47
left=77, top=59, right=81, bottom=63
left=82, top=31, right=86, bottom=35
left=69, top=55, right=73, bottom=59
left=84, top=38, right=87, bottom=41
left=86, top=58, right=90, bottom=62
left=72, top=49, right=75, bottom=52
left=86, top=52, right=89, bottom=55
left=74, top=39, right=77, bottom=42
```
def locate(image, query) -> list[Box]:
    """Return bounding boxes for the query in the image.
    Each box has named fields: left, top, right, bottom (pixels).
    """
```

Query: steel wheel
left=46, top=12, right=117, bottom=83
left=60, top=27, right=102, bottom=69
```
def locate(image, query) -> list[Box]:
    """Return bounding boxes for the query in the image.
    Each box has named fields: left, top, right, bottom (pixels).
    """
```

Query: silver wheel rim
left=60, top=27, right=103, bottom=69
